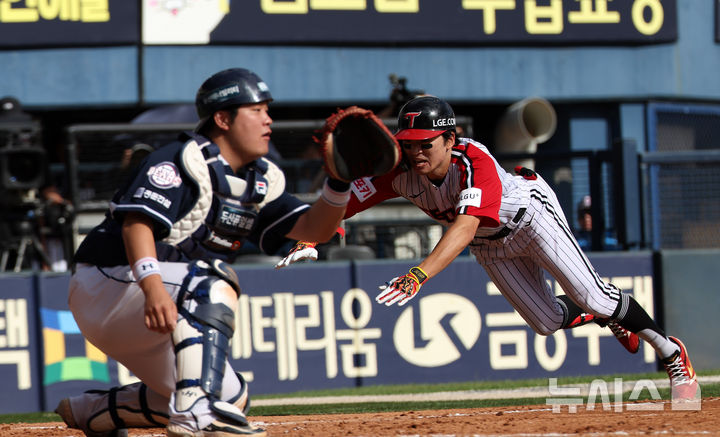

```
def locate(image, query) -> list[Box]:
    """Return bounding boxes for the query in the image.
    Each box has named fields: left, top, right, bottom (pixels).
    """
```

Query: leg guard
left=231, top=372, right=251, bottom=416
left=173, top=275, right=237, bottom=412
left=167, top=261, right=265, bottom=436
left=55, top=382, right=169, bottom=436
left=171, top=259, right=255, bottom=434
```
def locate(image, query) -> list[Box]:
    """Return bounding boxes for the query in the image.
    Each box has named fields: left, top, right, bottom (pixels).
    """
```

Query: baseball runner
left=280, top=96, right=698, bottom=402
left=53, top=68, right=378, bottom=437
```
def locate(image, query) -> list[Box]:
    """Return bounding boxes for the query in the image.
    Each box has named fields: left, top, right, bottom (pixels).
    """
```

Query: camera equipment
left=0, top=121, right=46, bottom=193
left=0, top=120, right=55, bottom=272
left=388, top=74, right=426, bottom=107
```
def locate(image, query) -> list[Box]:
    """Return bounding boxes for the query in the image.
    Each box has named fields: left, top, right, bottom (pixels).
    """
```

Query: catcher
left=55, top=68, right=400, bottom=437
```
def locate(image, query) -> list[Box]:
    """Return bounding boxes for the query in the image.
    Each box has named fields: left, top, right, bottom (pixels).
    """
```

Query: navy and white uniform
left=67, top=131, right=309, bottom=430
left=347, top=137, right=625, bottom=335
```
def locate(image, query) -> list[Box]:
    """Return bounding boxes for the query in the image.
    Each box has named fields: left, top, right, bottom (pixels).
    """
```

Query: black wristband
left=326, top=177, right=351, bottom=193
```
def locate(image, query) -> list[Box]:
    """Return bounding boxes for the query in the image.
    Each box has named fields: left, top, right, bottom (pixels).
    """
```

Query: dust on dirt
left=6, top=397, right=719, bottom=436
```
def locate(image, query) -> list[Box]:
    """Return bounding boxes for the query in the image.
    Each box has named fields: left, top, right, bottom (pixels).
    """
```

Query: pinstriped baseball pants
left=470, top=175, right=622, bottom=335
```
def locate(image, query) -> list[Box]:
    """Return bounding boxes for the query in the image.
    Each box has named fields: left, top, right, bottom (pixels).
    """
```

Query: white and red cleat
left=662, top=336, right=699, bottom=402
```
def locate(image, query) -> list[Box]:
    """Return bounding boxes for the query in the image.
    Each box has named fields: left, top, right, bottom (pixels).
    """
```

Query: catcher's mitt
left=316, top=106, right=401, bottom=182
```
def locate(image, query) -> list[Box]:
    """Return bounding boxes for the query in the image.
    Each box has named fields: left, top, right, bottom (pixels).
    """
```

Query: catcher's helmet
left=195, top=68, right=273, bottom=132
left=395, top=96, right=456, bottom=141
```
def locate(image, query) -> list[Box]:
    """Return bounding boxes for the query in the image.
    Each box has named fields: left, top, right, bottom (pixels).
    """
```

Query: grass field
left=3, top=369, right=719, bottom=424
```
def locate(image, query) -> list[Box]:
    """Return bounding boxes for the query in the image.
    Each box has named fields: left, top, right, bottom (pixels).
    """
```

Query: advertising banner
left=143, top=0, right=677, bottom=46
left=0, top=1, right=138, bottom=47
left=351, top=256, right=657, bottom=387
left=1, top=252, right=656, bottom=413
left=0, top=275, right=42, bottom=413
left=232, top=256, right=656, bottom=393
left=229, top=262, right=358, bottom=394
left=0, top=0, right=681, bottom=47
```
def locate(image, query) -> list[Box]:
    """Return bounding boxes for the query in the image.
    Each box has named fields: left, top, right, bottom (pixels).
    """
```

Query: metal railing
left=58, top=120, right=720, bottom=262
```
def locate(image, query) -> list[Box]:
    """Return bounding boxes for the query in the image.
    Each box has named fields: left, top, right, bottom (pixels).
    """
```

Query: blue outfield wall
left=0, top=254, right=657, bottom=414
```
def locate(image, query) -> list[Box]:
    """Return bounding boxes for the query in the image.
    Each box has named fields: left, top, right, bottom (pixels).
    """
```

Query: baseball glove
left=316, top=106, right=401, bottom=182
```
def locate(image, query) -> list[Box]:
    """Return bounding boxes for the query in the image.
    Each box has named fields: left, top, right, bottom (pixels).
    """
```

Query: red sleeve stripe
left=451, top=148, right=475, bottom=214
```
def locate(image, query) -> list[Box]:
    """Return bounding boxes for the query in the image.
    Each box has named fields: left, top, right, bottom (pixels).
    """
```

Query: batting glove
left=376, top=267, right=428, bottom=307
left=275, top=241, right=318, bottom=269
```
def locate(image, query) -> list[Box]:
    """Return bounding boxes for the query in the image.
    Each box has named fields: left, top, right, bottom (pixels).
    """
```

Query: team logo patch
left=458, top=187, right=482, bottom=208
left=404, top=111, right=422, bottom=128
left=147, top=162, right=182, bottom=189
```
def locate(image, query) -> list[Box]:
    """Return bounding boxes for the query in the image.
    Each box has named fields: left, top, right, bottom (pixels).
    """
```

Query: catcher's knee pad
left=172, top=260, right=240, bottom=412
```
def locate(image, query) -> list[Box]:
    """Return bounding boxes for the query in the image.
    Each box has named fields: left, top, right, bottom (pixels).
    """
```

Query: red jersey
left=346, top=137, right=530, bottom=238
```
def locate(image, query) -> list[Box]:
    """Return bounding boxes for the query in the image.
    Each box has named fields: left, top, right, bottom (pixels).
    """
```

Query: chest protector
left=161, top=133, right=285, bottom=262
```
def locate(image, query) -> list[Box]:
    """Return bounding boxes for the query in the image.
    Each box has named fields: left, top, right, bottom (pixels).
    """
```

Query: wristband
left=408, top=266, right=428, bottom=285
left=132, top=256, right=162, bottom=282
left=321, top=179, right=351, bottom=207
left=326, top=177, right=351, bottom=192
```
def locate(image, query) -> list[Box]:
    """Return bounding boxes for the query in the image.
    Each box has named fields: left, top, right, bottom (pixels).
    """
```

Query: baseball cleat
left=565, top=312, right=596, bottom=329
left=54, top=398, right=128, bottom=437
left=166, top=419, right=267, bottom=437
left=662, top=336, right=699, bottom=401
left=606, top=321, right=640, bottom=354
left=569, top=315, right=640, bottom=354
left=55, top=398, right=78, bottom=429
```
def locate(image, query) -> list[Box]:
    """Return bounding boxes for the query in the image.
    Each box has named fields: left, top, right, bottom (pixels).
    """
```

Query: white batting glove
left=275, top=241, right=319, bottom=269
left=375, top=267, right=428, bottom=307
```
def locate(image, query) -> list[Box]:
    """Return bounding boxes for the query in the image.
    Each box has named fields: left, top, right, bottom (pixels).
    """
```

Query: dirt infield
left=5, top=397, right=719, bottom=436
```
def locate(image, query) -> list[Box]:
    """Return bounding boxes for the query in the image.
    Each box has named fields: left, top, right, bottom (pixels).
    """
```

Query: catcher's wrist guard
left=316, top=106, right=401, bottom=182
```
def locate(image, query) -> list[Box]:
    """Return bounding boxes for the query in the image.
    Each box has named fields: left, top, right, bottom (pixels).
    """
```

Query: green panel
left=660, top=249, right=720, bottom=370
left=44, top=362, right=63, bottom=386
left=61, top=357, right=93, bottom=381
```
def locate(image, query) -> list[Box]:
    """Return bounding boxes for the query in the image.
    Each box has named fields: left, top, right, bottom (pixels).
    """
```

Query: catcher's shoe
left=167, top=396, right=266, bottom=437
left=166, top=418, right=267, bottom=437
left=606, top=321, right=640, bottom=354
left=54, top=398, right=128, bottom=437
left=662, top=336, right=699, bottom=401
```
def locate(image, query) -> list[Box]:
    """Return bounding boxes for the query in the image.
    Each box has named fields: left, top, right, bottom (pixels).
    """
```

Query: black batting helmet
left=395, top=96, right=456, bottom=141
left=195, top=68, right=273, bottom=132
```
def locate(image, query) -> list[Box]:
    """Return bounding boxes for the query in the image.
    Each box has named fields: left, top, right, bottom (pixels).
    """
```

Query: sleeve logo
left=458, top=187, right=482, bottom=208
left=147, top=162, right=183, bottom=189
left=351, top=177, right=376, bottom=202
